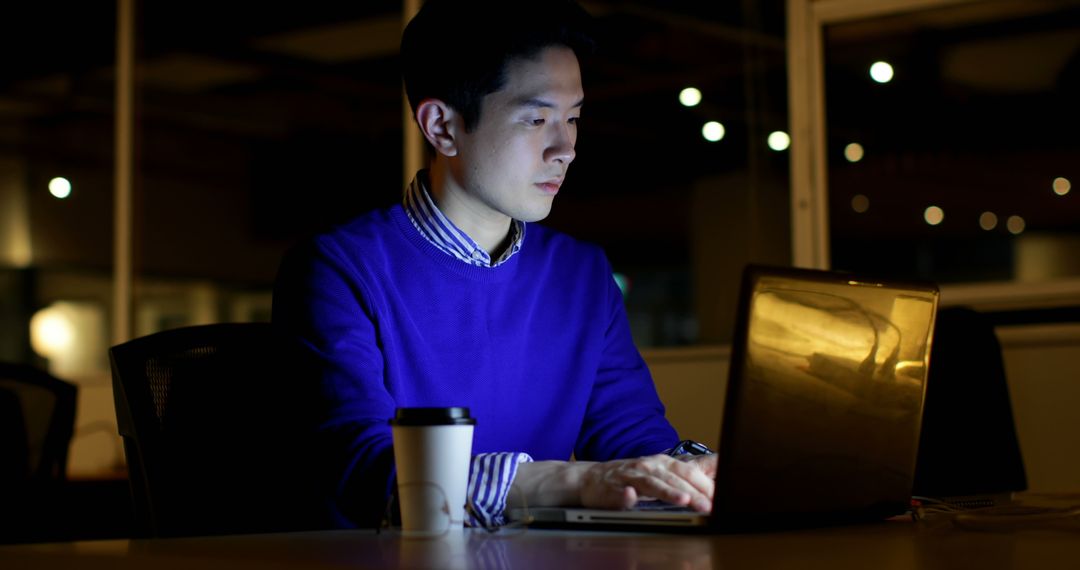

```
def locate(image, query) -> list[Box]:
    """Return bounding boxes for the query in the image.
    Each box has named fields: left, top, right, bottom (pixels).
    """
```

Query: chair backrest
left=913, top=307, right=1027, bottom=498
left=110, top=323, right=322, bottom=537
left=0, top=363, right=77, bottom=484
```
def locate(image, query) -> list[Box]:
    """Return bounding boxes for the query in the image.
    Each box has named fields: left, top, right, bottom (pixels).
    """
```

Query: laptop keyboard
left=633, top=500, right=694, bottom=512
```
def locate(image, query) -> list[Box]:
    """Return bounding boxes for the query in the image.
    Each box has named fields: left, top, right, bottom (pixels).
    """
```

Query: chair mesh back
left=110, top=324, right=321, bottom=537
left=144, top=346, right=217, bottom=426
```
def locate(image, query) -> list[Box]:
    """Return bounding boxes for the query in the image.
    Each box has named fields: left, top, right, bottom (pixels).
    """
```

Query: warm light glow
left=679, top=87, right=702, bottom=107
left=30, top=306, right=75, bottom=358
left=767, top=131, right=790, bottom=151
left=844, top=143, right=864, bottom=162
left=702, top=121, right=725, bottom=142
left=1007, top=215, right=1026, bottom=235
left=851, top=194, right=870, bottom=213
left=979, top=211, right=998, bottom=231
left=48, top=177, right=72, bottom=199
left=28, top=301, right=107, bottom=379
left=1053, top=177, right=1071, bottom=196
left=924, top=206, right=944, bottom=226
left=870, top=61, right=894, bottom=83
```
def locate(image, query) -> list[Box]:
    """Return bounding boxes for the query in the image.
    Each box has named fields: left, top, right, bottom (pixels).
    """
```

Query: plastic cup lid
left=389, top=407, right=476, bottom=426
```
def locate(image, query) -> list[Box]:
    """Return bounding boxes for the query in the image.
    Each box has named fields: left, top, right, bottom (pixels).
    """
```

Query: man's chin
left=515, top=202, right=554, bottom=223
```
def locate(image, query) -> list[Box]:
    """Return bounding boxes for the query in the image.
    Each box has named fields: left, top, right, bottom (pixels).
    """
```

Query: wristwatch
left=666, top=439, right=713, bottom=457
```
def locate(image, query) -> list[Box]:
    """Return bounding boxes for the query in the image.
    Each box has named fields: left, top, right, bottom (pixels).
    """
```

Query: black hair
left=401, top=0, right=596, bottom=133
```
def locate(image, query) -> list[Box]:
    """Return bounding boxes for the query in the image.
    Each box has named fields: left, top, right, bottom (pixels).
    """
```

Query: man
left=273, top=0, right=716, bottom=528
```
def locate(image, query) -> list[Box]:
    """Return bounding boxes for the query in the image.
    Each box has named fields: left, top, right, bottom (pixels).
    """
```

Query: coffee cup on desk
left=390, top=407, right=475, bottom=535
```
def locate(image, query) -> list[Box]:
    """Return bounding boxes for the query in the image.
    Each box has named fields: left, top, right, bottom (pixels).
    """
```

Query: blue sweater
left=272, top=205, right=678, bottom=526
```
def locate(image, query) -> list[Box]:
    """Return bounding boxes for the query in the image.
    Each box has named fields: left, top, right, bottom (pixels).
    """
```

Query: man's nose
left=547, top=123, right=576, bottom=165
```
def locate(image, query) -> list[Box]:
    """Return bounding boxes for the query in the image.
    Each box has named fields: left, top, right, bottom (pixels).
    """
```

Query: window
left=4, top=3, right=795, bottom=361
left=824, top=0, right=1080, bottom=284
left=547, top=1, right=790, bottom=345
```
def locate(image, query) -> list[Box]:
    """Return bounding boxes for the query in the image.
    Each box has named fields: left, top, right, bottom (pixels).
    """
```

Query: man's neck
left=426, top=163, right=512, bottom=256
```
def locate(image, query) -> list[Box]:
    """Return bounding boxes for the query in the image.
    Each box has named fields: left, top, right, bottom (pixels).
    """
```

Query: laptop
left=514, top=264, right=940, bottom=530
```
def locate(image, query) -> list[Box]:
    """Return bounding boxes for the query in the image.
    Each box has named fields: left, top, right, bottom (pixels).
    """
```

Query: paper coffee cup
left=390, top=407, right=475, bottom=535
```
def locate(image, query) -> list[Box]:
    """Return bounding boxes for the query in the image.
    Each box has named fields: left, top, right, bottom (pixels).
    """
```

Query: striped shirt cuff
left=466, top=452, right=533, bottom=528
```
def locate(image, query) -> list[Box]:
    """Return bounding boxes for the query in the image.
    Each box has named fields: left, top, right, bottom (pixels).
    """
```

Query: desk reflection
left=384, top=529, right=713, bottom=570
left=3, top=516, right=1079, bottom=570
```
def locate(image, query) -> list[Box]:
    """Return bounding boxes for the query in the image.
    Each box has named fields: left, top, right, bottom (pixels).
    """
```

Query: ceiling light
left=679, top=87, right=702, bottom=107
left=924, top=206, right=944, bottom=226
left=1007, top=215, right=1025, bottom=235
left=767, top=131, right=790, bottom=151
left=48, top=177, right=72, bottom=199
left=844, top=143, right=864, bottom=162
left=702, top=121, right=725, bottom=142
left=1053, top=177, right=1071, bottom=196
left=870, top=61, right=894, bottom=83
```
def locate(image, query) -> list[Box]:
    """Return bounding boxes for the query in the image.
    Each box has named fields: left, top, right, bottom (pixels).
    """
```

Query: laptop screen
left=716, top=266, right=939, bottom=519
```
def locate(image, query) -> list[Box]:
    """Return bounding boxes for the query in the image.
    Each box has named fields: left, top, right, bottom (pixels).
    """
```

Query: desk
left=2, top=517, right=1078, bottom=570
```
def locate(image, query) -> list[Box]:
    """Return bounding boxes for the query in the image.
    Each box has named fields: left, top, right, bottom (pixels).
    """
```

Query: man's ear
left=415, top=99, right=459, bottom=157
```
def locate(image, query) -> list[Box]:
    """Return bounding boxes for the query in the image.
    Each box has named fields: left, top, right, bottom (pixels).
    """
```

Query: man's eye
left=529, top=118, right=545, bottom=126
left=568, top=117, right=580, bottom=125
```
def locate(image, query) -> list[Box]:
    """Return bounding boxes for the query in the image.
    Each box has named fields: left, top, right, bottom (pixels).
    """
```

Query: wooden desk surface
left=2, top=515, right=1079, bottom=570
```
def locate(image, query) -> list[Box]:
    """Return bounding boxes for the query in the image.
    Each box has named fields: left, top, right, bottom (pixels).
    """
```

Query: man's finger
left=659, top=456, right=714, bottom=501
left=615, top=461, right=708, bottom=510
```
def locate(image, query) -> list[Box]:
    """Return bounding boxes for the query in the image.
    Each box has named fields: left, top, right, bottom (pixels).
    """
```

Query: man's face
left=450, top=45, right=583, bottom=223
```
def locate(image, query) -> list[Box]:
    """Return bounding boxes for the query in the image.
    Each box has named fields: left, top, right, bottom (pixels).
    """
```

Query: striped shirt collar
left=403, top=170, right=526, bottom=268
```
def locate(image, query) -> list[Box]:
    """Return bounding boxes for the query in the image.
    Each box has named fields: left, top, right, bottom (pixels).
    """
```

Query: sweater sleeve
left=573, top=254, right=680, bottom=461
left=272, top=238, right=399, bottom=527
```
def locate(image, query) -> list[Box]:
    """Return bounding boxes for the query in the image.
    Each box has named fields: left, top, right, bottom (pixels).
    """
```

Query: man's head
left=402, top=0, right=596, bottom=225
left=401, top=0, right=595, bottom=133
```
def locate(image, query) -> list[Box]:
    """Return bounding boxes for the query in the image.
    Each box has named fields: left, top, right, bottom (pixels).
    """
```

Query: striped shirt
left=402, top=171, right=532, bottom=527
left=403, top=170, right=525, bottom=267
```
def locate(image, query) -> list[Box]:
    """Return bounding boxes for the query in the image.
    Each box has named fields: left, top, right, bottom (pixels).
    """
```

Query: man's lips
left=536, top=179, right=563, bottom=194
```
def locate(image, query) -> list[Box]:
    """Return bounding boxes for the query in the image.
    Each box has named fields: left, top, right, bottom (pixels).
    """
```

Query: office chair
left=0, top=362, right=78, bottom=543
left=0, top=363, right=77, bottom=483
left=913, top=306, right=1027, bottom=500
left=110, top=323, right=324, bottom=537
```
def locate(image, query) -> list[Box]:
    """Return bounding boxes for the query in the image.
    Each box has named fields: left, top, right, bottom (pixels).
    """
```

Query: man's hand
left=510, top=454, right=717, bottom=513
left=580, top=454, right=716, bottom=512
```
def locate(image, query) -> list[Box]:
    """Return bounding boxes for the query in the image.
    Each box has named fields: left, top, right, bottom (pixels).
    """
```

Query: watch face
left=688, top=442, right=712, bottom=455
left=671, top=440, right=711, bottom=456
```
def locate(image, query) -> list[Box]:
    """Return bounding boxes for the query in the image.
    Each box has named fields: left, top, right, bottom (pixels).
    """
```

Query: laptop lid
left=713, top=265, right=939, bottom=526
left=515, top=265, right=938, bottom=530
